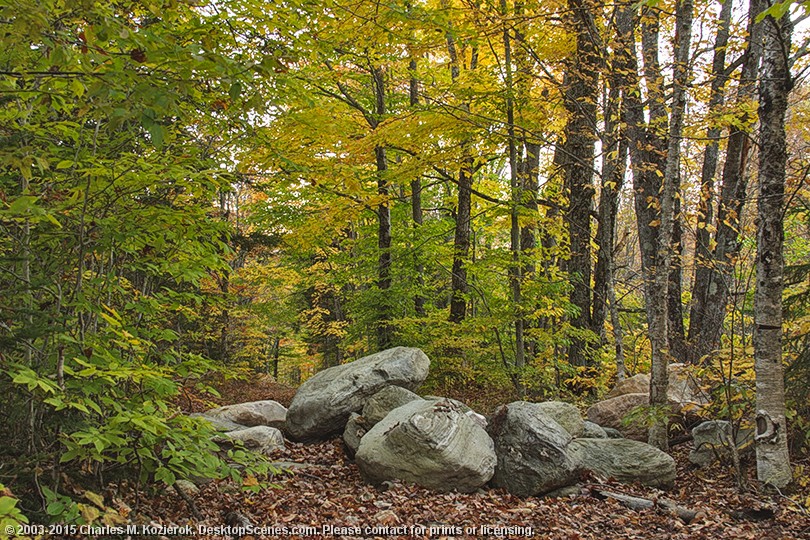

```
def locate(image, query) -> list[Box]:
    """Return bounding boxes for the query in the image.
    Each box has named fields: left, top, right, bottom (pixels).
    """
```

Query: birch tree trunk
left=649, top=0, right=692, bottom=450
left=754, top=7, right=793, bottom=489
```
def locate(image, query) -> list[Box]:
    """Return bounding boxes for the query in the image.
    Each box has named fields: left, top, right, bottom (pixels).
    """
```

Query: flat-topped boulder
left=204, top=400, right=287, bottom=430
left=286, top=347, right=430, bottom=442
left=567, top=438, right=676, bottom=488
left=190, top=412, right=248, bottom=433
left=487, top=401, right=579, bottom=497
left=355, top=398, right=496, bottom=493
left=223, top=426, right=285, bottom=456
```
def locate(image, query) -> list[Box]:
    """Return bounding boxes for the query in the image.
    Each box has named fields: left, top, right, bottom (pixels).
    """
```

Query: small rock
left=343, top=412, right=367, bottom=459
left=173, top=479, right=199, bottom=497
left=189, top=413, right=248, bottom=433
left=586, top=393, right=653, bottom=441
left=225, top=426, right=285, bottom=455
left=689, top=420, right=754, bottom=468
left=582, top=421, right=608, bottom=439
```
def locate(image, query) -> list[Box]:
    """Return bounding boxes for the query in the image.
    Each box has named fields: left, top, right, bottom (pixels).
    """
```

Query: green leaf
left=229, top=82, right=242, bottom=101
left=0, top=496, right=19, bottom=515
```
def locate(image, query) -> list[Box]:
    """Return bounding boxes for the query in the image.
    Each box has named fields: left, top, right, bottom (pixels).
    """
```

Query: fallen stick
left=591, top=487, right=700, bottom=524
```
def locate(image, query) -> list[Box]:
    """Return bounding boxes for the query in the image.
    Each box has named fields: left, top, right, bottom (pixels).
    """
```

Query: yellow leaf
left=84, top=490, right=104, bottom=508
left=79, top=503, right=100, bottom=523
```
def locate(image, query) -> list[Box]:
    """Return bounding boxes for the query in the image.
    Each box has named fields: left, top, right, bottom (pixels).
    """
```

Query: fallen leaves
left=139, top=381, right=810, bottom=540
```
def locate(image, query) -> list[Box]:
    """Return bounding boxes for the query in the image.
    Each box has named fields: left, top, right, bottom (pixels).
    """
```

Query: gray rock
left=424, top=397, right=487, bottom=428
left=355, top=398, right=496, bottom=493
left=174, top=479, right=200, bottom=497
left=567, top=438, right=676, bottom=488
left=603, top=427, right=624, bottom=439
left=689, top=420, right=754, bottom=468
left=343, top=412, right=367, bottom=459
left=362, top=386, right=422, bottom=427
left=667, top=364, right=709, bottom=407
left=205, top=400, right=287, bottom=429
left=544, top=485, right=582, bottom=498
left=605, top=365, right=708, bottom=408
left=190, top=413, right=248, bottom=433
left=586, top=393, right=653, bottom=441
left=487, top=401, right=579, bottom=497
left=535, top=401, right=585, bottom=438
left=582, top=421, right=608, bottom=439
left=225, top=426, right=285, bottom=456
left=286, top=347, right=430, bottom=442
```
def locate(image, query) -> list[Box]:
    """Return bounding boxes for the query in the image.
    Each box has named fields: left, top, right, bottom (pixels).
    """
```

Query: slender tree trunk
left=446, top=19, right=477, bottom=324
left=649, top=0, right=692, bottom=450
left=503, top=0, right=525, bottom=373
left=754, top=7, right=793, bottom=489
left=372, top=63, right=392, bottom=350
left=449, top=164, right=473, bottom=323
left=688, top=0, right=763, bottom=364
left=593, top=25, right=628, bottom=340
left=689, top=0, right=733, bottom=357
left=409, top=57, right=426, bottom=317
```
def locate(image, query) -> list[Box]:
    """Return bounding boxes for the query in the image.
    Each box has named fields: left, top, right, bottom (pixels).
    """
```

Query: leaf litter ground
left=122, top=378, right=810, bottom=540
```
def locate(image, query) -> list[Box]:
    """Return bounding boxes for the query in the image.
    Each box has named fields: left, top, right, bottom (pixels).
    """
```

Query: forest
left=1, top=0, right=810, bottom=537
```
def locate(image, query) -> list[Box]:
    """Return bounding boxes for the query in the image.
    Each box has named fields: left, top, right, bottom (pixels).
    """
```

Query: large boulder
left=286, top=347, right=430, bottom=442
left=224, top=426, right=285, bottom=456
left=689, top=420, right=754, bottom=468
left=355, top=399, right=496, bottom=493
left=487, top=402, right=579, bottom=497
left=605, top=365, right=708, bottom=408
left=204, top=400, right=287, bottom=430
left=567, top=438, right=676, bottom=488
left=362, top=386, right=422, bottom=427
left=586, top=393, right=651, bottom=441
left=534, top=401, right=585, bottom=438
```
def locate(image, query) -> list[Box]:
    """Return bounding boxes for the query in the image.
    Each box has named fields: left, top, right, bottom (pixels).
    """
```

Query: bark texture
left=754, top=8, right=793, bottom=489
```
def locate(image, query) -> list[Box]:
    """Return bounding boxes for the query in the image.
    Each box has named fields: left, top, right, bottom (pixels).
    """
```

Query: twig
left=173, top=483, right=203, bottom=521
left=589, top=485, right=700, bottom=524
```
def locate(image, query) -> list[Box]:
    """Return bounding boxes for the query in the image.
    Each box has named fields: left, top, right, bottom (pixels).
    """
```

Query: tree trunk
left=373, top=65, right=392, bottom=350
left=754, top=7, right=793, bottom=489
left=446, top=18, right=477, bottom=324
left=688, top=0, right=763, bottom=364
left=563, top=0, right=599, bottom=368
left=593, top=22, right=628, bottom=341
left=651, top=0, right=693, bottom=450
left=689, top=0, right=732, bottom=359
left=409, top=57, right=426, bottom=317
left=449, top=164, right=473, bottom=323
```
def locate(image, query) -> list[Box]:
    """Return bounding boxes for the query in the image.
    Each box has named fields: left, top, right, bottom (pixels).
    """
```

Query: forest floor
left=119, top=377, right=810, bottom=540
